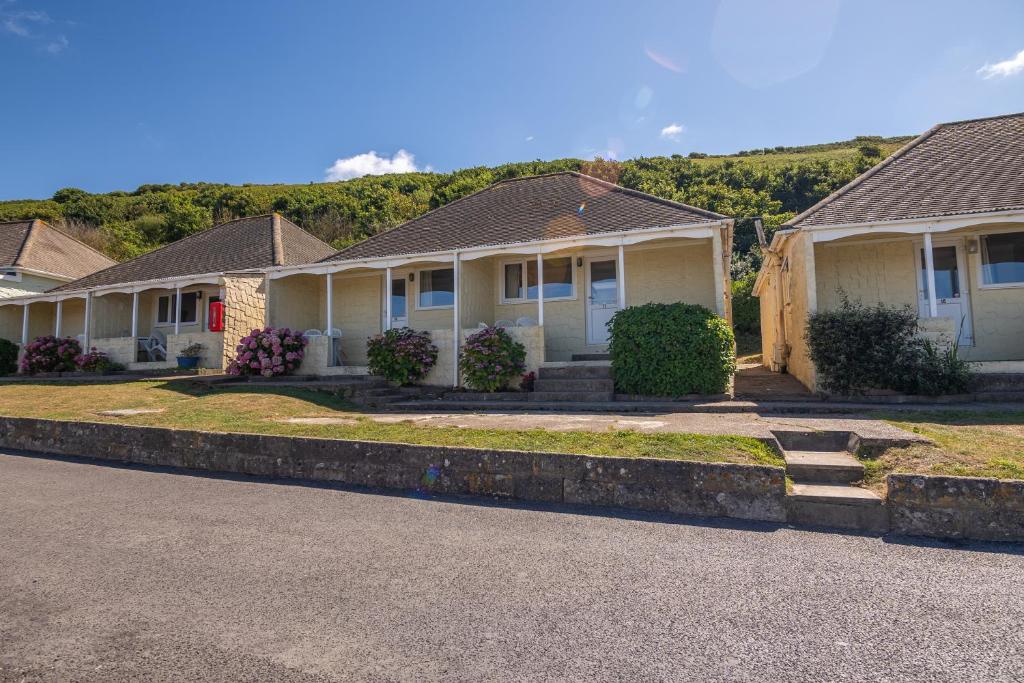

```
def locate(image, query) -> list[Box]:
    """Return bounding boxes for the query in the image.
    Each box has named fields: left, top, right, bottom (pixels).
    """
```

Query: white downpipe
left=453, top=252, right=461, bottom=387
left=83, top=293, right=92, bottom=349
left=20, top=305, right=29, bottom=346
left=325, top=272, right=334, bottom=367
left=174, top=286, right=182, bottom=335
left=923, top=231, right=938, bottom=318
left=616, top=244, right=626, bottom=310
left=130, top=292, right=139, bottom=338
left=385, top=267, right=392, bottom=331
left=536, top=252, right=544, bottom=326
left=55, top=300, right=63, bottom=337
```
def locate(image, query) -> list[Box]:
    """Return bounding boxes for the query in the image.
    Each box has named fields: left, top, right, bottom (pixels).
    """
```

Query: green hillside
left=0, top=135, right=912, bottom=265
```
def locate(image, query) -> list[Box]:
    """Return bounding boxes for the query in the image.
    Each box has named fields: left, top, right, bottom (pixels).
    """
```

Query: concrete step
left=442, top=391, right=529, bottom=402
left=787, top=483, right=888, bottom=533
left=571, top=353, right=611, bottom=362
left=538, top=364, right=612, bottom=380
left=784, top=450, right=864, bottom=484
left=969, top=373, right=1024, bottom=393
left=533, top=378, right=614, bottom=393
left=529, top=391, right=615, bottom=402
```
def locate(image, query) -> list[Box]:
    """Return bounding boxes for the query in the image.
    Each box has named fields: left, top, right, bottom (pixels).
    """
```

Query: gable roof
left=324, top=172, right=725, bottom=262
left=51, top=213, right=335, bottom=292
left=0, top=219, right=116, bottom=280
left=789, top=112, right=1024, bottom=229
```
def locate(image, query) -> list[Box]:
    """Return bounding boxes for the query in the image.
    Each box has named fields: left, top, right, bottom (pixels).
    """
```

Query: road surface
left=0, top=450, right=1021, bottom=682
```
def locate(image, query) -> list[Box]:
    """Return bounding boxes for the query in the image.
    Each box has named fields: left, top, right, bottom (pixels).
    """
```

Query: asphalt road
left=1, top=451, right=1021, bottom=682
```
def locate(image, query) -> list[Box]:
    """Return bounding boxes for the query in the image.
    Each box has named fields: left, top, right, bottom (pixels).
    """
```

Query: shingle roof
left=789, top=112, right=1024, bottom=229
left=324, top=172, right=725, bottom=261
left=51, top=213, right=335, bottom=292
left=0, top=219, right=116, bottom=280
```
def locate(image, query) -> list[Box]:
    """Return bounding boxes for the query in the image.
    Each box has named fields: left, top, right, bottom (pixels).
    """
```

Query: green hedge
left=730, top=271, right=760, bottom=335
left=608, top=303, right=735, bottom=396
left=0, top=338, right=17, bottom=375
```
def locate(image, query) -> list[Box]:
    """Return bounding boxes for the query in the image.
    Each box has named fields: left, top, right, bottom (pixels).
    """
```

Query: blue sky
left=2, top=0, right=1023, bottom=200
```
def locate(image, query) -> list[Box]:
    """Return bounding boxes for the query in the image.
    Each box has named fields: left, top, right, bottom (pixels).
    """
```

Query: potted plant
left=176, top=342, right=204, bottom=369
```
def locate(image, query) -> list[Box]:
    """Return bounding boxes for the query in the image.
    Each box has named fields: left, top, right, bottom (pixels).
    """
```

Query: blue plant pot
left=176, top=356, right=200, bottom=369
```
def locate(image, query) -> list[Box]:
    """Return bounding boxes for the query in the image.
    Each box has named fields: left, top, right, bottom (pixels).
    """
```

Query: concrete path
left=1, top=452, right=1020, bottom=681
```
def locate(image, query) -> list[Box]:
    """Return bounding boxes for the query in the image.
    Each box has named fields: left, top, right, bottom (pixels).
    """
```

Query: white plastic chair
left=495, top=319, right=514, bottom=328
left=304, top=329, right=323, bottom=337
left=476, top=322, right=488, bottom=329
left=515, top=316, right=537, bottom=327
left=139, top=334, right=167, bottom=362
left=328, top=328, right=343, bottom=338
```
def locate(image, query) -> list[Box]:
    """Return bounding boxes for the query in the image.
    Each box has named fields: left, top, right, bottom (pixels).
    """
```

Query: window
left=0, top=270, right=21, bottom=281
left=418, top=268, right=454, bottom=308
left=981, top=232, right=1024, bottom=286
left=156, top=292, right=199, bottom=325
left=501, top=256, right=574, bottom=302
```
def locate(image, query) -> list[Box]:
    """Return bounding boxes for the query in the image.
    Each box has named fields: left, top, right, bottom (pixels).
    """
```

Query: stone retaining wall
left=0, top=417, right=787, bottom=523
left=888, top=474, right=1024, bottom=542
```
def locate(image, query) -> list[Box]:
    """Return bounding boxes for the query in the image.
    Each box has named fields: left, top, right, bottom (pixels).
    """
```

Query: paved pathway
left=1, top=451, right=1021, bottom=682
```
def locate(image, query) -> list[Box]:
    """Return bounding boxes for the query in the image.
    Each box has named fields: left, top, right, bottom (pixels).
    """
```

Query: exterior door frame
left=914, top=236, right=974, bottom=346
left=584, top=253, right=619, bottom=346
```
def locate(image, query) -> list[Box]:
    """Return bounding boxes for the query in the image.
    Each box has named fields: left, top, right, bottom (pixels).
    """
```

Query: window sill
left=977, top=281, right=1024, bottom=290
left=500, top=296, right=577, bottom=305
left=414, top=305, right=454, bottom=311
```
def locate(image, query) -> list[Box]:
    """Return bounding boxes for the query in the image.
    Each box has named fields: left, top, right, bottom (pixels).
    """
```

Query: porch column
left=55, top=300, right=63, bottom=337
left=453, top=251, right=461, bottom=387
left=263, top=275, right=271, bottom=326
left=20, top=305, right=29, bottom=346
left=385, top=267, right=393, bottom=331
left=130, top=291, right=139, bottom=338
left=536, top=252, right=544, bottom=326
left=923, top=231, right=938, bottom=318
left=711, top=228, right=727, bottom=317
left=174, top=286, right=182, bottom=335
left=325, top=272, right=334, bottom=367
left=616, top=244, right=626, bottom=310
left=803, top=232, right=818, bottom=315
left=83, top=292, right=92, bottom=349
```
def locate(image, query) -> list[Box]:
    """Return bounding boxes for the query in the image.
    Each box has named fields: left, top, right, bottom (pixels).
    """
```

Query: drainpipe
left=536, top=252, right=544, bottom=327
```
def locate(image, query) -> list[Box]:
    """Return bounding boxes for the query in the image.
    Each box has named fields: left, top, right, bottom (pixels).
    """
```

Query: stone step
left=787, top=483, right=888, bottom=533
left=442, top=391, right=529, bottom=402
left=532, top=378, right=615, bottom=393
left=529, top=390, right=615, bottom=402
left=784, top=450, right=864, bottom=484
left=538, top=364, right=612, bottom=380
left=969, top=373, right=1024, bottom=393
left=571, top=353, right=611, bottom=362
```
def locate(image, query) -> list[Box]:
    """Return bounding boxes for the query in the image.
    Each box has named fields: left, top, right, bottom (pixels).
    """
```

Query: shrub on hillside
left=227, top=327, right=307, bottom=377
left=805, top=297, right=972, bottom=396
left=20, top=336, right=82, bottom=374
left=730, top=270, right=760, bottom=336
left=367, top=328, right=438, bottom=385
left=459, top=327, right=527, bottom=392
left=0, top=338, right=18, bottom=375
left=608, top=303, right=735, bottom=396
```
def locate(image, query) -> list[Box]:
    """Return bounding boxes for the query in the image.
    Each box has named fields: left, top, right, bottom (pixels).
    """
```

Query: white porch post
left=453, top=251, right=461, bottom=387
left=55, top=300, right=63, bottom=337
left=616, top=244, right=626, bottom=310
left=385, top=267, right=393, bottom=331
left=325, top=272, right=334, bottom=367
left=923, top=231, right=938, bottom=318
left=263, top=275, right=271, bottom=327
left=130, top=292, right=139, bottom=338
left=803, top=232, right=818, bottom=315
left=83, top=292, right=92, bottom=349
left=711, top=228, right=726, bottom=316
left=174, top=286, right=182, bottom=335
left=20, top=305, right=29, bottom=346
left=536, top=252, right=544, bottom=326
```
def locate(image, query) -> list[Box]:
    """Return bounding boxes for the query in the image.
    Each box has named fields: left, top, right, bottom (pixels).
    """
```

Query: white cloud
left=45, top=34, right=67, bottom=53
left=1, top=9, right=49, bottom=37
left=977, top=48, right=1024, bottom=79
left=660, top=123, right=685, bottom=141
left=324, top=149, right=420, bottom=181
left=525, top=135, right=534, bottom=142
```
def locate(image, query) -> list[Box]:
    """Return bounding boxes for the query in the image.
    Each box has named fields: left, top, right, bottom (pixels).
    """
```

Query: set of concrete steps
left=776, top=431, right=888, bottom=533
left=530, top=355, right=614, bottom=402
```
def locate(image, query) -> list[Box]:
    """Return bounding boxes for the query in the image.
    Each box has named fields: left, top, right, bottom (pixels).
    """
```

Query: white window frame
left=499, top=256, right=577, bottom=305
left=415, top=267, right=455, bottom=311
left=0, top=270, right=22, bottom=281
left=976, top=229, right=1024, bottom=290
left=155, top=291, right=200, bottom=327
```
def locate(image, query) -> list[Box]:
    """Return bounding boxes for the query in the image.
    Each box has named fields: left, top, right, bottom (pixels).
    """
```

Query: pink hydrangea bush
left=367, top=328, right=438, bottom=385
left=227, top=327, right=307, bottom=377
left=75, top=347, right=123, bottom=373
left=459, top=326, right=526, bottom=392
left=20, top=335, right=81, bottom=374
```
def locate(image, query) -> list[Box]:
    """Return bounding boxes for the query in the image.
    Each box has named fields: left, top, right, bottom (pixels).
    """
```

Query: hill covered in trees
left=0, top=135, right=911, bottom=268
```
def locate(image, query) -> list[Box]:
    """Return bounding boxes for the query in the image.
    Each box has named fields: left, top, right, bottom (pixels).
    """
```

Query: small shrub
left=0, top=338, right=18, bottom=375
left=75, top=347, right=124, bottom=373
left=227, top=327, right=307, bottom=377
left=520, top=370, right=536, bottom=392
left=730, top=271, right=760, bottom=336
left=367, top=328, right=438, bottom=385
left=459, top=327, right=527, bottom=392
left=20, top=336, right=82, bottom=374
left=608, top=303, right=735, bottom=396
left=179, top=342, right=203, bottom=358
left=805, top=297, right=972, bottom=396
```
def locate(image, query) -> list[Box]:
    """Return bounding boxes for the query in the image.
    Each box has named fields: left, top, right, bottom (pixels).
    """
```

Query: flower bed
left=367, top=328, right=438, bottom=385
left=20, top=336, right=82, bottom=374
left=459, top=327, right=526, bottom=392
left=228, top=327, right=307, bottom=377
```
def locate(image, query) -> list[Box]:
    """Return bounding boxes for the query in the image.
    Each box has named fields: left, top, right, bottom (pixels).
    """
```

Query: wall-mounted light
left=576, top=256, right=583, bottom=268
left=966, top=238, right=979, bottom=254
left=408, top=272, right=415, bottom=282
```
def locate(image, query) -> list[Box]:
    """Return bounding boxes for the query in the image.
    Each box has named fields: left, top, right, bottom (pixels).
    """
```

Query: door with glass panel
left=586, top=257, right=618, bottom=345
left=390, top=278, right=408, bottom=328
left=916, top=240, right=973, bottom=345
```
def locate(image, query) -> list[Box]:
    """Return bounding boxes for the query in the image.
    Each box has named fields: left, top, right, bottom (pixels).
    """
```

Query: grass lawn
left=858, top=410, right=1024, bottom=491
left=0, top=380, right=781, bottom=467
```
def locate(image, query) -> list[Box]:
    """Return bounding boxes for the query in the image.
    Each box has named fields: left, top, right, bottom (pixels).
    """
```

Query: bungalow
left=755, top=112, right=1024, bottom=390
left=0, top=214, right=334, bottom=370
left=264, top=172, right=734, bottom=385
left=0, top=219, right=115, bottom=299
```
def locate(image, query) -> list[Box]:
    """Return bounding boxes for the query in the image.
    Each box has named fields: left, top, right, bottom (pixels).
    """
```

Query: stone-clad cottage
left=265, top=172, right=734, bottom=385
left=755, top=112, right=1024, bottom=390
left=0, top=214, right=334, bottom=370
left=0, top=219, right=115, bottom=299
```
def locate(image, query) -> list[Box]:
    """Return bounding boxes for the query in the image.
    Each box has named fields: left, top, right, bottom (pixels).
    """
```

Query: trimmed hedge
left=0, top=338, right=17, bottom=375
left=608, top=303, right=735, bottom=396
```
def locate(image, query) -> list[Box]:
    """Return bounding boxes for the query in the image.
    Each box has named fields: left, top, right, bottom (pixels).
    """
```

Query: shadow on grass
left=154, top=377, right=378, bottom=414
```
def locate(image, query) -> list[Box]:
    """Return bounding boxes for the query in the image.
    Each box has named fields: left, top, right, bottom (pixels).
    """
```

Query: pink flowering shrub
left=367, top=328, right=438, bottom=385
left=227, top=327, right=307, bottom=377
left=75, top=347, right=123, bottom=373
left=459, top=326, right=526, bottom=392
left=20, top=335, right=81, bottom=374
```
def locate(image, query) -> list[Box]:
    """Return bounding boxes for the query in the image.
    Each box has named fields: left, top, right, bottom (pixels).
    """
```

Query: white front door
left=390, top=278, right=408, bottom=328
left=916, top=239, right=973, bottom=346
left=586, top=257, right=619, bottom=345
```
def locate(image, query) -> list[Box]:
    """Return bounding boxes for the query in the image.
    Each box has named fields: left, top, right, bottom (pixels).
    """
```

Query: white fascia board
left=807, top=209, right=1024, bottom=243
